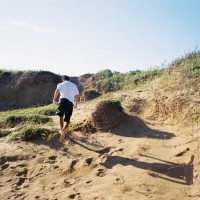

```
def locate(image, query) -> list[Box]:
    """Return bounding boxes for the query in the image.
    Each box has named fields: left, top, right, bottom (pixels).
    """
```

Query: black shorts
left=56, top=98, right=73, bottom=123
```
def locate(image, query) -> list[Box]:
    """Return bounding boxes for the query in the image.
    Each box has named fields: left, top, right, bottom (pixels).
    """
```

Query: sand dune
left=1, top=88, right=200, bottom=200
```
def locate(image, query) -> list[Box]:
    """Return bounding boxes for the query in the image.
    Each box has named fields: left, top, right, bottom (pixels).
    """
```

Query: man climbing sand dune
left=53, top=75, right=80, bottom=142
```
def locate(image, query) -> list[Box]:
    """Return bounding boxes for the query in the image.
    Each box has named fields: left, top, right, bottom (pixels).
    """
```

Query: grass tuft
left=9, top=125, right=51, bottom=141
left=0, top=129, right=12, bottom=138
left=0, top=114, right=51, bottom=128
left=91, top=68, right=165, bottom=93
left=82, top=88, right=101, bottom=100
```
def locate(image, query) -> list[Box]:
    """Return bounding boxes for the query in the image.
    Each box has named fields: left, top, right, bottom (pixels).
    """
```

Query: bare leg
left=59, top=117, right=64, bottom=130
left=59, top=117, right=65, bottom=142
left=62, top=122, right=69, bottom=133
left=60, top=122, right=69, bottom=142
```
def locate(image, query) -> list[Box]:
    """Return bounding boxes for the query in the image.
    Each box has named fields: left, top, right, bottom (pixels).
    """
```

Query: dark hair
left=62, top=75, right=70, bottom=81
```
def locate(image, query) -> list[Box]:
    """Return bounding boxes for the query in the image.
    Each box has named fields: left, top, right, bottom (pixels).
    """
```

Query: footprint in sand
left=63, top=180, right=71, bottom=188
left=0, top=156, right=10, bottom=165
left=62, top=147, right=68, bottom=152
left=8, top=192, right=26, bottom=199
left=6, top=179, right=12, bottom=183
left=110, top=148, right=124, bottom=155
left=68, top=193, right=81, bottom=199
left=45, top=155, right=57, bottom=164
left=113, top=177, right=125, bottom=185
left=85, top=180, right=93, bottom=187
left=53, top=165, right=59, bottom=169
left=23, top=183, right=30, bottom=188
left=175, top=147, right=190, bottom=157
left=0, top=155, right=29, bottom=165
left=48, top=156, right=57, bottom=160
left=86, top=180, right=93, bottom=184
left=16, top=168, right=28, bottom=177
left=96, top=169, right=106, bottom=177
left=0, top=163, right=10, bottom=170
left=16, top=177, right=27, bottom=187
left=61, top=160, right=77, bottom=174
left=118, top=139, right=124, bottom=143
left=69, top=160, right=78, bottom=171
left=62, top=179, right=76, bottom=188
left=85, top=157, right=93, bottom=166
left=97, top=147, right=112, bottom=154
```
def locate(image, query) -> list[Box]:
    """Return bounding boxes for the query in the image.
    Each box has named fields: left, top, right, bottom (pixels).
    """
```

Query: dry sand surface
left=1, top=89, right=200, bottom=200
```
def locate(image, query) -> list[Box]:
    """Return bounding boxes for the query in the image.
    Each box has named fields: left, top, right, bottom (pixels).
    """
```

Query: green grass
left=0, top=104, right=57, bottom=139
left=124, top=68, right=164, bottom=89
left=184, top=81, right=197, bottom=89
left=0, top=104, right=56, bottom=120
left=0, top=129, right=12, bottom=138
left=89, top=49, right=199, bottom=93
left=9, top=125, right=51, bottom=141
left=169, top=48, right=200, bottom=77
left=0, top=104, right=56, bottom=128
left=83, top=88, right=100, bottom=94
left=0, top=114, right=51, bottom=128
left=30, top=104, right=56, bottom=116
left=166, top=48, right=200, bottom=92
left=0, top=69, right=58, bottom=76
left=82, top=88, right=101, bottom=100
left=0, top=69, right=34, bottom=78
left=100, top=99, right=122, bottom=105
left=96, top=99, right=123, bottom=113
left=0, top=69, right=25, bottom=75
left=95, top=69, right=125, bottom=92
left=93, top=68, right=165, bottom=92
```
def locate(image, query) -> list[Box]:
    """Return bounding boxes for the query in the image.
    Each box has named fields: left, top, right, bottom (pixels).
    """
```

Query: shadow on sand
left=101, top=154, right=194, bottom=185
left=29, top=132, right=65, bottom=151
left=30, top=114, right=174, bottom=152
left=30, top=131, right=104, bottom=153
left=111, top=114, right=175, bottom=140
left=65, top=133, right=104, bottom=153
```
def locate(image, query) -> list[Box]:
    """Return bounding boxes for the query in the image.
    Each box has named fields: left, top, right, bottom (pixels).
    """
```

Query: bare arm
left=53, top=88, right=60, bottom=103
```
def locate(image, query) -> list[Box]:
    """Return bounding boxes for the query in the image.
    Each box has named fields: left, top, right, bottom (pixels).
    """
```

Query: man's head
left=62, top=75, right=70, bottom=81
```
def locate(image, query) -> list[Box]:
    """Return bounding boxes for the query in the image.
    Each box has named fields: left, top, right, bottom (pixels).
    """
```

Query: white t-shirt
left=57, top=81, right=79, bottom=105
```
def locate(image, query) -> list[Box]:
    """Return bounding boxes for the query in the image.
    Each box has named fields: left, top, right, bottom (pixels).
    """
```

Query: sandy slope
left=0, top=89, right=200, bottom=200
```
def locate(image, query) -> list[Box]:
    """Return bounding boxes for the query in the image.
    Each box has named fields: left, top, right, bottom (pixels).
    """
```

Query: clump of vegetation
left=0, top=104, right=56, bottom=127
left=0, top=69, right=56, bottom=76
left=124, top=68, right=164, bottom=89
left=0, top=104, right=56, bottom=118
left=0, top=69, right=25, bottom=75
left=166, top=47, right=200, bottom=93
left=94, top=69, right=125, bottom=92
left=9, top=125, right=51, bottom=141
left=69, top=99, right=124, bottom=133
left=30, top=104, right=56, bottom=116
left=0, top=114, right=50, bottom=128
left=0, top=104, right=57, bottom=140
left=170, top=47, right=200, bottom=77
left=0, top=129, right=12, bottom=138
left=91, top=99, right=124, bottom=131
left=82, top=88, right=101, bottom=101
left=92, top=68, right=164, bottom=93
left=69, top=119, right=96, bottom=133
left=0, top=69, right=35, bottom=81
left=98, top=99, right=123, bottom=112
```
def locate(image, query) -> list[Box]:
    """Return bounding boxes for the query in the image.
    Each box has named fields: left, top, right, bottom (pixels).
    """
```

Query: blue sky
left=0, top=0, right=200, bottom=76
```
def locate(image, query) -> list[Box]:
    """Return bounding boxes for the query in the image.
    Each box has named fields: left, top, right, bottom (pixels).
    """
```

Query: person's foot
left=59, top=137, right=66, bottom=143
left=59, top=130, right=66, bottom=142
